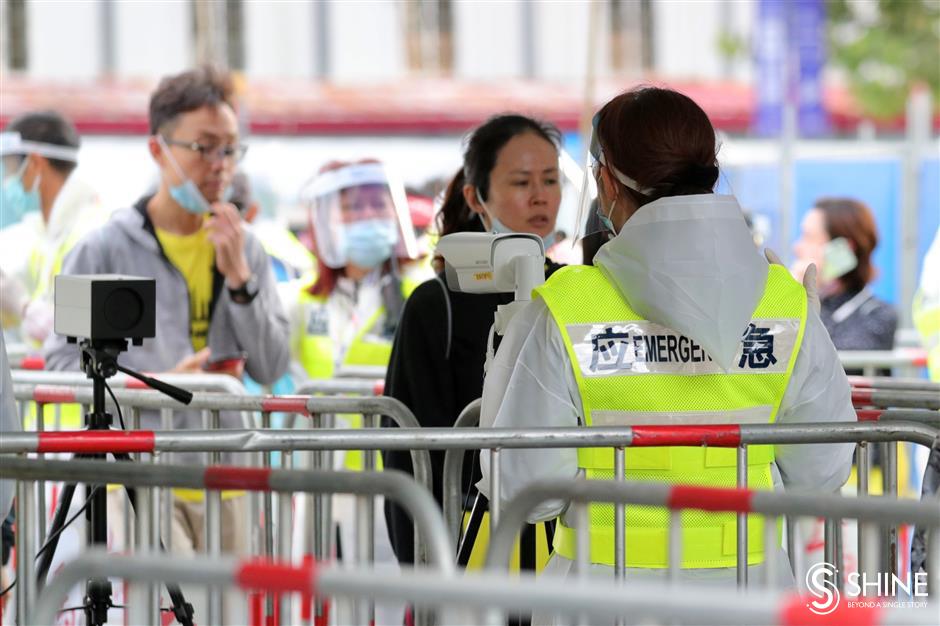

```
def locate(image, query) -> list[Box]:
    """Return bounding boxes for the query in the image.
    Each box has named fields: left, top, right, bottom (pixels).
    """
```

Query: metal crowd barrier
left=486, top=480, right=940, bottom=599
left=4, top=342, right=35, bottom=368
left=5, top=457, right=453, bottom=626
left=294, top=377, right=384, bottom=397
left=851, top=388, right=940, bottom=411
left=440, top=420, right=940, bottom=586
left=849, top=375, right=940, bottom=394
left=34, top=551, right=940, bottom=626
left=10, top=384, right=432, bottom=626
left=333, top=364, right=387, bottom=380
left=839, top=348, right=929, bottom=377
left=11, top=369, right=250, bottom=394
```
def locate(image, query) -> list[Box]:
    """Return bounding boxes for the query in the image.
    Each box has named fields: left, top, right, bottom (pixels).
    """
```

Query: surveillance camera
left=55, top=275, right=156, bottom=345
left=437, top=232, right=545, bottom=300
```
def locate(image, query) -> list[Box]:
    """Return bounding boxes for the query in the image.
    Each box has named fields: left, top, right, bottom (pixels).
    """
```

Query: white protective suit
left=479, top=194, right=855, bottom=593
left=0, top=332, right=20, bottom=519
left=0, top=174, right=104, bottom=343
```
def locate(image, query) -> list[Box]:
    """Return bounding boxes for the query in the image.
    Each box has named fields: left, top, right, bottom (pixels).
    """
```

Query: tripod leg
left=35, top=482, right=77, bottom=587
left=457, top=494, right=487, bottom=567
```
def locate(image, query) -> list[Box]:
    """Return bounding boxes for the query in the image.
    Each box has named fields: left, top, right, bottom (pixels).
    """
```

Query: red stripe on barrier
left=261, top=396, right=309, bottom=415
left=37, top=431, right=156, bottom=454
left=373, top=380, right=385, bottom=396
left=667, top=485, right=754, bottom=513
left=126, top=378, right=149, bottom=390
left=630, top=425, right=741, bottom=447
left=851, top=388, right=874, bottom=406
left=779, top=595, right=882, bottom=626
left=235, top=558, right=317, bottom=594
left=32, top=385, right=77, bottom=404
left=856, top=409, right=883, bottom=422
left=913, top=354, right=928, bottom=367
left=204, top=466, right=273, bottom=491
left=20, top=356, right=45, bottom=370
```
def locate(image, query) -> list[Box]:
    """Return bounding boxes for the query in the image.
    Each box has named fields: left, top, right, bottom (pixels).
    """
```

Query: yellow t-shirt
left=155, top=225, right=214, bottom=351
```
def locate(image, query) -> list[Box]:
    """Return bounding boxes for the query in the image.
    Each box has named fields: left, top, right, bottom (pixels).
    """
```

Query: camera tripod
left=34, top=338, right=196, bottom=626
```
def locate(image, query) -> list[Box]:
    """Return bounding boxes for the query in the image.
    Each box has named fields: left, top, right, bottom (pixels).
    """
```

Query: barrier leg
left=36, top=403, right=46, bottom=548
left=279, top=451, right=293, bottom=626
left=208, top=410, right=223, bottom=625
left=490, top=449, right=501, bottom=526
left=824, top=518, right=836, bottom=589
left=354, top=414, right=376, bottom=626
left=834, top=517, right=845, bottom=592
left=668, top=510, right=681, bottom=585
left=857, top=441, right=869, bottom=595
left=262, top=411, right=275, bottom=623
left=764, top=514, right=777, bottom=589
left=129, top=486, right=157, bottom=625
left=15, top=476, right=36, bottom=624
left=161, top=408, right=174, bottom=555
left=736, top=445, right=748, bottom=589
left=882, top=441, right=899, bottom=582
left=614, top=447, right=625, bottom=584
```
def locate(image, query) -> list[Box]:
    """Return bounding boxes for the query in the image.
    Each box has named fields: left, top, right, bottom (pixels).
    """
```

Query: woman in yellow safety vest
left=286, top=159, right=429, bottom=626
left=479, top=87, right=857, bottom=597
left=288, top=159, right=428, bottom=454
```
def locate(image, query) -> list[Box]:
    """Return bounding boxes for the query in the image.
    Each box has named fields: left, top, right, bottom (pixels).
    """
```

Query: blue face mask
left=344, top=219, right=399, bottom=269
left=158, top=136, right=213, bottom=214
left=168, top=179, right=212, bottom=215
left=596, top=198, right=617, bottom=236
left=1, top=160, right=41, bottom=229
left=476, top=190, right=557, bottom=250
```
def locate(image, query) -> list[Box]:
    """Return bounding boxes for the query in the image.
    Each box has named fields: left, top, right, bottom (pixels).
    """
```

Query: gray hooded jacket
left=43, top=197, right=290, bottom=456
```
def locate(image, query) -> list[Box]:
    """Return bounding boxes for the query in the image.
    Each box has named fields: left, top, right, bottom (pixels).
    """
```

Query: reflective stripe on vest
left=534, top=264, right=807, bottom=569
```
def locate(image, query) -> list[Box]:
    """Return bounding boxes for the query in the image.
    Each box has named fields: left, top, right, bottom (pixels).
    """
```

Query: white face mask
left=475, top=189, right=558, bottom=249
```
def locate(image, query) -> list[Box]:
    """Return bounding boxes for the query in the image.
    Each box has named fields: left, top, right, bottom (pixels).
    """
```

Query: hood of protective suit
left=593, top=194, right=767, bottom=372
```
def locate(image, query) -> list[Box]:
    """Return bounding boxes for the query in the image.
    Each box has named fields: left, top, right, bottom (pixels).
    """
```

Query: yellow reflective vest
left=533, top=264, right=807, bottom=569
left=296, top=273, right=419, bottom=470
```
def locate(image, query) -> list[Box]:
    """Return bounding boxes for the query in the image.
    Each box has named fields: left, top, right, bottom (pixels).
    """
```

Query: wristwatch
left=227, top=274, right=259, bottom=305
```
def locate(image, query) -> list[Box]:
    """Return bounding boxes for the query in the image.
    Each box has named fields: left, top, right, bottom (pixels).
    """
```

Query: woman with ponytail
left=383, top=114, right=566, bottom=564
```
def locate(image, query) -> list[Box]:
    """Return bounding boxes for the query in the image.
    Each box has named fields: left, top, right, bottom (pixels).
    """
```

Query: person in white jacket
left=0, top=111, right=106, bottom=346
left=479, top=87, right=855, bottom=597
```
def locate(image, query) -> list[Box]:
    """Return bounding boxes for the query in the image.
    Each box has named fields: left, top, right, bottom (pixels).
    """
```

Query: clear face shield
left=573, top=123, right=603, bottom=242
left=301, top=162, right=418, bottom=270
left=573, top=114, right=654, bottom=242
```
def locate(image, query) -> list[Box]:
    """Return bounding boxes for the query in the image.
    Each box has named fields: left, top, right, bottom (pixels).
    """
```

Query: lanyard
left=831, top=287, right=874, bottom=325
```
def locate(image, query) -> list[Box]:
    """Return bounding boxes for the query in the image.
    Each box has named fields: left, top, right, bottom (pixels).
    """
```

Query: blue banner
left=753, top=0, right=829, bottom=137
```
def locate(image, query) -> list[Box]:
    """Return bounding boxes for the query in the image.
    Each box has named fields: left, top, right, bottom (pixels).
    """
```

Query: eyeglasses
left=162, top=138, right=248, bottom=164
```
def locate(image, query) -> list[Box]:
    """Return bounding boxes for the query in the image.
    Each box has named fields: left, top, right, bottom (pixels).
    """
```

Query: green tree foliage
left=828, top=0, right=940, bottom=119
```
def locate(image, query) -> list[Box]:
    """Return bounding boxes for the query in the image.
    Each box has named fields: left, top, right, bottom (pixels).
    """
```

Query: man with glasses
left=43, top=67, right=289, bottom=620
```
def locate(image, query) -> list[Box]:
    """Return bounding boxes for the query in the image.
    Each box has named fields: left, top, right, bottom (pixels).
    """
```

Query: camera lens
left=103, top=287, right=144, bottom=331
